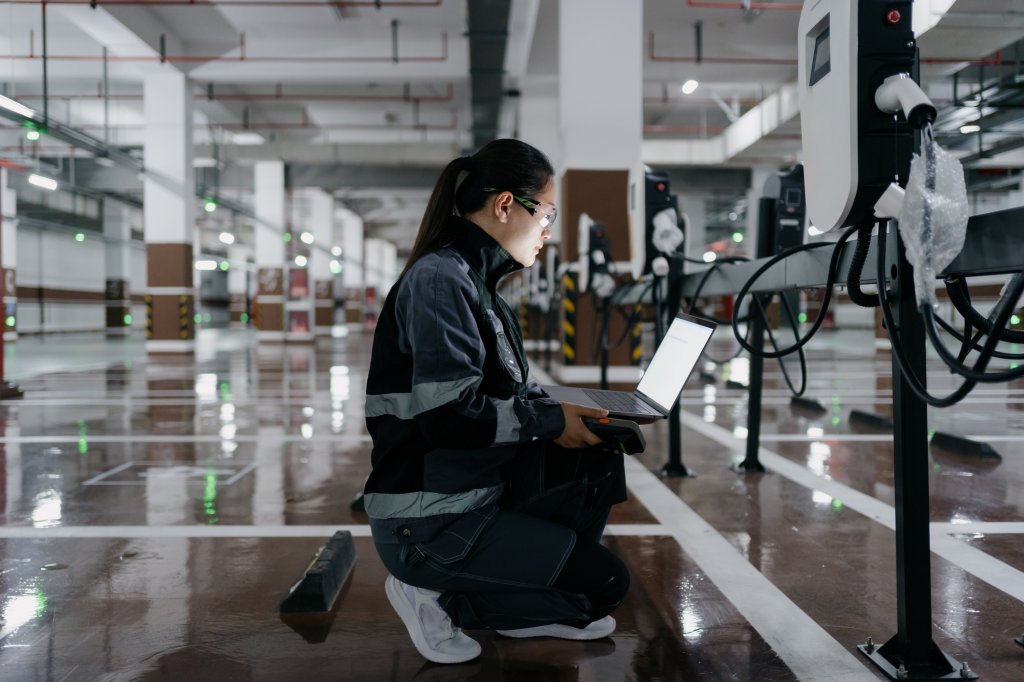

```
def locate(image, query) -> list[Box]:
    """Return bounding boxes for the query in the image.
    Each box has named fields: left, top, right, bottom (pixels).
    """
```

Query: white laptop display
left=542, top=313, right=717, bottom=420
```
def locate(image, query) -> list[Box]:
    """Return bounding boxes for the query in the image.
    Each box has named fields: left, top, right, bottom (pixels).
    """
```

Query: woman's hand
left=554, top=402, right=608, bottom=448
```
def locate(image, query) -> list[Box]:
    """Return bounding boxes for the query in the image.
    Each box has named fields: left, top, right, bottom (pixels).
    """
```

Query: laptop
left=542, top=313, right=717, bottom=421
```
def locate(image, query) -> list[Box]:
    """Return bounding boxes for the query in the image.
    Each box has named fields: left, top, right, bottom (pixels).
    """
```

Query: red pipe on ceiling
left=4, top=0, right=443, bottom=6
left=15, top=83, right=456, bottom=102
left=0, top=32, right=447, bottom=62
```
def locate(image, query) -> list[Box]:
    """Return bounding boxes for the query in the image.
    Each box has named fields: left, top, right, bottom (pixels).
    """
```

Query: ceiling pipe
left=648, top=32, right=1008, bottom=66
left=4, top=0, right=443, bottom=6
left=14, top=82, right=456, bottom=101
left=687, top=0, right=802, bottom=10
left=0, top=31, right=448, bottom=62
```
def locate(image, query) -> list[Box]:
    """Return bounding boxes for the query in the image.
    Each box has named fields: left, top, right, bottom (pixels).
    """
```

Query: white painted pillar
left=557, top=0, right=643, bottom=375
left=143, top=71, right=195, bottom=352
left=104, top=202, right=134, bottom=336
left=337, top=205, right=365, bottom=326
left=309, top=190, right=335, bottom=335
left=254, top=161, right=286, bottom=341
left=1, top=168, right=18, bottom=340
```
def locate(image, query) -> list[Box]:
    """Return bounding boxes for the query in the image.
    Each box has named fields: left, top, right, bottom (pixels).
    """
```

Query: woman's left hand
left=554, top=402, right=607, bottom=448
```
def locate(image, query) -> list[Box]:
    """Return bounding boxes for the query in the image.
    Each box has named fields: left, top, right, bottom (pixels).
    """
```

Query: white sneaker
left=496, top=615, right=616, bottom=640
left=384, top=574, right=481, bottom=664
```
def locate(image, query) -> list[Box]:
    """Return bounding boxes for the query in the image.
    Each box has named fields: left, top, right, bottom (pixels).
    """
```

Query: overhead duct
left=466, top=0, right=510, bottom=150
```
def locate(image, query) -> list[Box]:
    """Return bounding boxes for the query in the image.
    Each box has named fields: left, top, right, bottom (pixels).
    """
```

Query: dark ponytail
left=403, top=139, right=554, bottom=275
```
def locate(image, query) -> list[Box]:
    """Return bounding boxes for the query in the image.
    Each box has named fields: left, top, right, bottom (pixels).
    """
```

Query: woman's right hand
left=554, top=402, right=608, bottom=448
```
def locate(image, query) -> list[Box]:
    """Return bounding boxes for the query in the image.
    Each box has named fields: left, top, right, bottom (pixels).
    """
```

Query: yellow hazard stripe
left=563, top=320, right=575, bottom=336
left=563, top=275, right=575, bottom=292
left=562, top=344, right=576, bottom=360
left=563, top=299, right=575, bottom=314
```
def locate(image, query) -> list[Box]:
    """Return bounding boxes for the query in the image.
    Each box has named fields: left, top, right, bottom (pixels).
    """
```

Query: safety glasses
left=483, top=187, right=558, bottom=229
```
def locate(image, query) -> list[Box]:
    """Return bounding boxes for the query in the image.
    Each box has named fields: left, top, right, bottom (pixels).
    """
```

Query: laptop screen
left=636, top=314, right=716, bottom=411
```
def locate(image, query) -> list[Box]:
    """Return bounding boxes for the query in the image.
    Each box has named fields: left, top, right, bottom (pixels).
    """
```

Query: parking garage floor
left=0, top=327, right=1022, bottom=681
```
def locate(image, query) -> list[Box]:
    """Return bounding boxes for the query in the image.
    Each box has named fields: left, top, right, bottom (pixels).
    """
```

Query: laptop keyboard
left=582, top=389, right=661, bottom=416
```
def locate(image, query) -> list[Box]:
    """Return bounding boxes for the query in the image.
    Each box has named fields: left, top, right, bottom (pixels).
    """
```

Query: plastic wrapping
left=899, top=129, right=969, bottom=309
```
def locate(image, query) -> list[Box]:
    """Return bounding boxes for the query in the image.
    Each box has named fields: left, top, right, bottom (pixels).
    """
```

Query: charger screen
left=810, top=23, right=831, bottom=86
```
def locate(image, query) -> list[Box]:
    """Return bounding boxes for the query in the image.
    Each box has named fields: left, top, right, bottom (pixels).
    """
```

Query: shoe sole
left=496, top=617, right=615, bottom=641
left=384, top=577, right=481, bottom=665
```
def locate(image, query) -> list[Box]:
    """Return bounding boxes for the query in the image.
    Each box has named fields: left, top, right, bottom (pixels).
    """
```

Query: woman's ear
left=493, top=191, right=514, bottom=223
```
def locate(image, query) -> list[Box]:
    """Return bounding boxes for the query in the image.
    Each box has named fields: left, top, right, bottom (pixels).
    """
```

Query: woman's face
left=491, top=178, right=556, bottom=268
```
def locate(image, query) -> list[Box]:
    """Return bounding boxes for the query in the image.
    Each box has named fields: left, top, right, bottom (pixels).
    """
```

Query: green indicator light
left=194, top=313, right=202, bottom=324
left=831, top=416, right=841, bottom=425
left=928, top=429, right=936, bottom=439
left=933, top=463, right=942, bottom=472
left=26, top=129, right=40, bottom=141
left=1011, top=314, right=1021, bottom=325
left=798, top=312, right=808, bottom=323
left=5, top=316, right=14, bottom=327
left=33, top=587, right=48, bottom=618
left=74, top=233, right=85, bottom=242
left=283, top=232, right=292, bottom=242
left=219, top=261, right=229, bottom=271
left=204, top=469, right=219, bottom=523
left=732, top=232, right=744, bottom=243
left=831, top=499, right=843, bottom=510
left=204, top=199, right=217, bottom=213
left=240, top=313, right=249, bottom=323
left=78, top=438, right=88, bottom=454
left=203, top=313, right=212, bottom=323
left=1011, top=363, right=1019, bottom=370
left=123, top=313, right=132, bottom=325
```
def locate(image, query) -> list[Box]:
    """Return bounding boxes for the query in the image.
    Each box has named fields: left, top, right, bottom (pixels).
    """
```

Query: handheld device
left=583, top=417, right=646, bottom=456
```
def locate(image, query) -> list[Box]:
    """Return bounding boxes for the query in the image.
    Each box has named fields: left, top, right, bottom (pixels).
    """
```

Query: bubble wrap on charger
left=899, top=139, right=969, bottom=309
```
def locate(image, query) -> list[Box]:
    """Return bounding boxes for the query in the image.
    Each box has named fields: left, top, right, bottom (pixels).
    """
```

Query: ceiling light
left=195, top=260, right=218, bottom=271
left=959, top=124, right=980, bottom=134
left=204, top=198, right=218, bottom=213
left=25, top=129, right=39, bottom=141
left=294, top=255, right=308, bottom=267
left=219, top=232, right=235, bottom=245
left=331, top=246, right=342, bottom=257
left=28, top=174, right=58, bottom=191
left=300, top=231, right=314, bottom=245
left=330, top=260, right=342, bottom=274
left=702, top=251, right=717, bottom=263
left=0, top=94, right=36, bottom=119
left=231, top=132, right=264, bottom=146
left=681, top=80, right=699, bottom=95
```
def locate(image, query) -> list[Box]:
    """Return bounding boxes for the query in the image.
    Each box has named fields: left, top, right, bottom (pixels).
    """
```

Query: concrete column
left=556, top=0, right=642, bottom=383
left=1, top=168, right=17, bottom=340
left=338, top=205, right=365, bottom=326
left=143, top=71, right=195, bottom=352
left=104, top=201, right=133, bottom=336
left=254, top=161, right=286, bottom=341
left=227, top=244, right=249, bottom=325
left=520, top=83, right=561, bottom=179
left=309, top=190, right=335, bottom=335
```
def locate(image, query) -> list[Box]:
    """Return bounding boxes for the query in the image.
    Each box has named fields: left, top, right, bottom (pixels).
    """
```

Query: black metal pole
left=734, top=198, right=776, bottom=473
left=599, top=296, right=610, bottom=390
left=859, top=222, right=964, bottom=679
left=660, top=259, right=692, bottom=478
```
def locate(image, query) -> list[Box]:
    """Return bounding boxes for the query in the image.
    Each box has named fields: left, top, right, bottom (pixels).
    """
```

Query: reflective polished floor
left=0, top=327, right=1022, bottom=681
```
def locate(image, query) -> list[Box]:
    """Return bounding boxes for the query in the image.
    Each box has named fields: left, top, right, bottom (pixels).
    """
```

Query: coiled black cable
left=731, top=223, right=861, bottom=359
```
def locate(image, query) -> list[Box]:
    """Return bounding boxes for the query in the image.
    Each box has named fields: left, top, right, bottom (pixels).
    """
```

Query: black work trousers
left=374, top=442, right=630, bottom=631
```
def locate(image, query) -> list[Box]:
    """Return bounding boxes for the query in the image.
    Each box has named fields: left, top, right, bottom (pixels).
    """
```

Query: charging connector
left=875, top=73, right=937, bottom=128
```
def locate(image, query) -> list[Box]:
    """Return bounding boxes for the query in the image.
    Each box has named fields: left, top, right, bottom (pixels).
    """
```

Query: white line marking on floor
left=623, top=457, right=871, bottom=680
left=930, top=522, right=1024, bottom=534
left=677, top=410, right=1024, bottom=605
